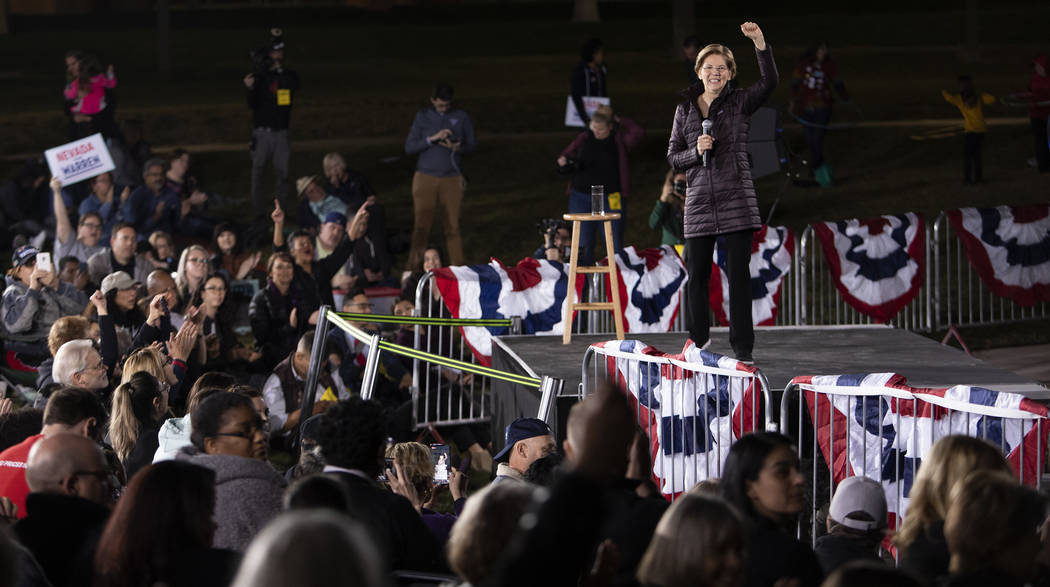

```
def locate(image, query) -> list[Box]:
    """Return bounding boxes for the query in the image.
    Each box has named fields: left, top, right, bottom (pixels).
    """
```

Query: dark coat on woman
left=901, top=521, right=950, bottom=587
left=560, top=116, right=644, bottom=203
left=741, top=515, right=823, bottom=587
left=249, top=281, right=318, bottom=372
left=667, top=47, right=778, bottom=238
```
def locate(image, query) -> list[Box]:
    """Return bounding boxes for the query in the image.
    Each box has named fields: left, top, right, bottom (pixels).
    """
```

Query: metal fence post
left=359, top=332, right=383, bottom=401
left=536, top=376, right=564, bottom=425
left=296, top=305, right=332, bottom=449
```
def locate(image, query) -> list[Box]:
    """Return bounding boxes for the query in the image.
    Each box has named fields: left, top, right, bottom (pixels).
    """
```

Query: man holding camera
left=244, top=29, right=300, bottom=220
left=404, top=82, right=476, bottom=269
left=532, top=220, right=572, bottom=263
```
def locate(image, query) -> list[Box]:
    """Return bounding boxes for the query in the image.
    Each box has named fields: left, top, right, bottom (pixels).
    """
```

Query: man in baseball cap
left=814, top=476, right=888, bottom=574
left=492, top=417, right=555, bottom=484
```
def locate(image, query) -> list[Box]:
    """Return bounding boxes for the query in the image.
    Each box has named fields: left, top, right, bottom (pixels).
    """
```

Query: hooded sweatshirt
left=2, top=275, right=88, bottom=341
left=175, top=449, right=285, bottom=551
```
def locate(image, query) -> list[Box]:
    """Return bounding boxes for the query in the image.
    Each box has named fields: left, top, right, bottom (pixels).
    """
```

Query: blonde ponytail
left=109, top=381, right=142, bottom=463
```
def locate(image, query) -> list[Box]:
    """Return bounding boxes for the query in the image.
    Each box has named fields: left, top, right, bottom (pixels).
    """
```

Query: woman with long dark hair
left=93, top=460, right=239, bottom=587
left=719, top=432, right=822, bottom=587
left=211, top=222, right=262, bottom=282
left=667, top=22, right=777, bottom=363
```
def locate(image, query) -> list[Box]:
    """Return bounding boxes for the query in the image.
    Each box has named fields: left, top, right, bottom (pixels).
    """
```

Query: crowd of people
left=0, top=18, right=1047, bottom=587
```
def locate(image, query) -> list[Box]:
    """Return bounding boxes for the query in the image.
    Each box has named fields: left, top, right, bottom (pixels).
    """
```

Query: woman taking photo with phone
left=667, top=22, right=777, bottom=363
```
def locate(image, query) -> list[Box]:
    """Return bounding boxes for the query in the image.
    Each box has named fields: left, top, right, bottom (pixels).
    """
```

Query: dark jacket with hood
left=667, top=47, right=778, bottom=238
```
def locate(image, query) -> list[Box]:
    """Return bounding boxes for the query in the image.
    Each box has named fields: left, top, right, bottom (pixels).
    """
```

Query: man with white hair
left=52, top=339, right=108, bottom=393
left=0, top=387, right=106, bottom=521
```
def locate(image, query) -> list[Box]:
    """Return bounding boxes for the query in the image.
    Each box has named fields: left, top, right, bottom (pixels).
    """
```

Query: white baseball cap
left=829, top=476, right=887, bottom=531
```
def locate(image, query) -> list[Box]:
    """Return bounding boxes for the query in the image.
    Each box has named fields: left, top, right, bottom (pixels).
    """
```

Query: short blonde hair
left=448, top=483, right=537, bottom=584
left=695, top=43, right=737, bottom=79
left=591, top=105, right=614, bottom=126
left=48, top=316, right=92, bottom=356
left=388, top=442, right=433, bottom=500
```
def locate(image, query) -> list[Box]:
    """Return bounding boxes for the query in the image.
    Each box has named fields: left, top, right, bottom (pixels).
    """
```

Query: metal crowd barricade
left=797, top=225, right=932, bottom=331
left=580, top=343, right=776, bottom=499
left=580, top=239, right=800, bottom=335
left=412, top=273, right=531, bottom=430
left=303, top=306, right=562, bottom=441
left=779, top=379, right=1046, bottom=546
left=932, top=212, right=1049, bottom=330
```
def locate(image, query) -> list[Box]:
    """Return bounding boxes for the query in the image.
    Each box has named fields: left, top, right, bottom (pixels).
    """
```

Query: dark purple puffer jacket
left=667, top=47, right=778, bottom=238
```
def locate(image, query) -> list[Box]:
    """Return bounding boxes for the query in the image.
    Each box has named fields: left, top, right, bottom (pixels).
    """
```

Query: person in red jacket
left=790, top=41, right=848, bottom=183
left=556, top=105, right=644, bottom=266
left=1027, top=55, right=1050, bottom=172
left=0, top=388, right=106, bottom=519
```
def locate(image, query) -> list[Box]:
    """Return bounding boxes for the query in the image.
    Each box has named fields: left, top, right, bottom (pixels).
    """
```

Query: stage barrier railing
left=580, top=343, right=776, bottom=500
left=779, top=380, right=1046, bottom=547
left=932, top=212, right=1049, bottom=331
left=797, top=225, right=933, bottom=331
left=302, top=304, right=563, bottom=442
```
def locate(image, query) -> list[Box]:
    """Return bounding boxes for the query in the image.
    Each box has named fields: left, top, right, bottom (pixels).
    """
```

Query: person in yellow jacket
left=942, top=75, right=996, bottom=184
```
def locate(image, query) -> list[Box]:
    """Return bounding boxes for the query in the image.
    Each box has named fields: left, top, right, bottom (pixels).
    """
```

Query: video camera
left=249, top=28, right=284, bottom=75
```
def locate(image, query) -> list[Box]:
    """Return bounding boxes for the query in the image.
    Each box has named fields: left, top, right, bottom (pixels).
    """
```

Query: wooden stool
left=562, top=212, right=625, bottom=344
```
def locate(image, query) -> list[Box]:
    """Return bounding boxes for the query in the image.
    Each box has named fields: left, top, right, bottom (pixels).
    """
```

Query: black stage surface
left=489, top=326, right=1049, bottom=445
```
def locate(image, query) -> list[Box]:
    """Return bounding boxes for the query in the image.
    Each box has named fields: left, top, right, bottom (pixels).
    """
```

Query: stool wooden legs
left=563, top=220, right=582, bottom=345
left=561, top=217, right=625, bottom=344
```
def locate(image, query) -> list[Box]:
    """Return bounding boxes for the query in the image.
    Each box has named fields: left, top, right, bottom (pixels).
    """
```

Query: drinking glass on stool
left=590, top=185, right=605, bottom=215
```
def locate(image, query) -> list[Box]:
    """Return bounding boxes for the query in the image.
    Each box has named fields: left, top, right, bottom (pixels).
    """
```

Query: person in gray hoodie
left=404, top=82, right=476, bottom=268
left=2, top=245, right=87, bottom=357
left=176, top=392, right=285, bottom=551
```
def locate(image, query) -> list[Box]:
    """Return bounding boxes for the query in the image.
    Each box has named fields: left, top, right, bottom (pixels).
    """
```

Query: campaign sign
left=564, top=96, right=612, bottom=127
left=44, top=133, right=115, bottom=185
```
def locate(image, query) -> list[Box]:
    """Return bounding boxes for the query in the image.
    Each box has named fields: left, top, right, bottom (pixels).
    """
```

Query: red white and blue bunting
left=710, top=225, right=795, bottom=326
left=946, top=205, right=1050, bottom=306
left=813, top=214, right=925, bottom=323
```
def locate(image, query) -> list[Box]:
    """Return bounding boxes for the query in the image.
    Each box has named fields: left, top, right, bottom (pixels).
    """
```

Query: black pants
left=685, top=231, right=754, bottom=359
left=802, top=108, right=832, bottom=169
left=1032, top=117, right=1050, bottom=172
left=963, top=132, right=984, bottom=183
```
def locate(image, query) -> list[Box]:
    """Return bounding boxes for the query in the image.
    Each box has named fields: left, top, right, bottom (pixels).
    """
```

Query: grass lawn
left=1, top=3, right=1047, bottom=346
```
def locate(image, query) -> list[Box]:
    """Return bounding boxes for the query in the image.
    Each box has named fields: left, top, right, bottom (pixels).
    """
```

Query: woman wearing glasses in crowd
left=200, top=273, right=261, bottom=370
left=667, top=22, right=777, bottom=364
left=175, top=244, right=211, bottom=309
left=178, top=392, right=284, bottom=551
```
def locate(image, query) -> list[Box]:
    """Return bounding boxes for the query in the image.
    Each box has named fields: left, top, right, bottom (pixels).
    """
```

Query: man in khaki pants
left=404, top=82, right=476, bottom=268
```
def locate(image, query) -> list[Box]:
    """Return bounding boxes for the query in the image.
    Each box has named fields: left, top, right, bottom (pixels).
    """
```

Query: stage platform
left=487, top=325, right=1049, bottom=449
left=493, top=325, right=1049, bottom=398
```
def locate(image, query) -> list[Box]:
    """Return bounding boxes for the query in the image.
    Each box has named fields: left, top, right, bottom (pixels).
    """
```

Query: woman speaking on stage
left=667, top=22, right=777, bottom=364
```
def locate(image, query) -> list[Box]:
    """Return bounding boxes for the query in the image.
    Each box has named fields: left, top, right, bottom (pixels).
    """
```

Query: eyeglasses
left=701, top=65, right=729, bottom=73
left=187, top=257, right=207, bottom=265
left=80, top=222, right=102, bottom=229
left=348, top=302, right=374, bottom=310
left=210, top=417, right=264, bottom=440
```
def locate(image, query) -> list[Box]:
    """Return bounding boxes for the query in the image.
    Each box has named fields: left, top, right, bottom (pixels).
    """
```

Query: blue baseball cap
left=323, top=211, right=347, bottom=226
left=11, top=245, right=38, bottom=268
left=494, top=418, right=553, bottom=462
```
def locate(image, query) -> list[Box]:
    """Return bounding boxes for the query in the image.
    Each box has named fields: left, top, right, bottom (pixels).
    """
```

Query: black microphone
left=701, top=119, right=713, bottom=167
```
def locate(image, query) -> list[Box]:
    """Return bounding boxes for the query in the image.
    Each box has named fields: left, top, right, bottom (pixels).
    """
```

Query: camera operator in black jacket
left=244, top=28, right=301, bottom=221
